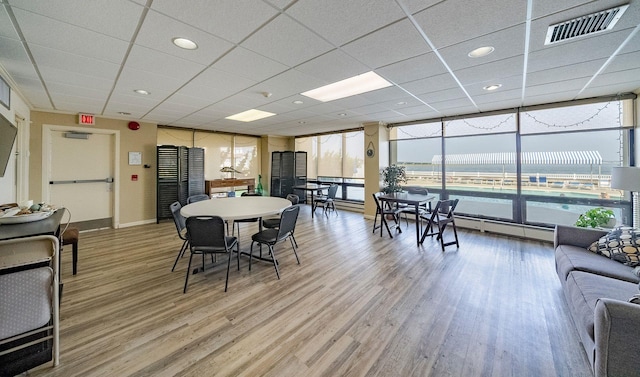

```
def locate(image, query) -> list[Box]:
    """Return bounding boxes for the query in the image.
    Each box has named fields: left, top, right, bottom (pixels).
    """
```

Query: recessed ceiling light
left=338, top=113, right=347, bottom=117
left=483, top=84, right=502, bottom=91
left=396, top=101, right=407, bottom=105
left=301, top=71, right=392, bottom=102
left=225, top=109, right=276, bottom=122
left=292, top=100, right=304, bottom=105
left=118, top=111, right=131, bottom=115
left=298, top=121, right=306, bottom=124
left=172, top=37, right=198, bottom=50
left=134, top=89, right=150, bottom=95
left=468, top=46, right=495, bottom=58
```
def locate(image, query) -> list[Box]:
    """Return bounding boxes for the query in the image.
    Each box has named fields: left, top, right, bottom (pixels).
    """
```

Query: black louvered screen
left=270, top=151, right=307, bottom=199
left=157, top=145, right=205, bottom=222
left=188, top=148, right=205, bottom=197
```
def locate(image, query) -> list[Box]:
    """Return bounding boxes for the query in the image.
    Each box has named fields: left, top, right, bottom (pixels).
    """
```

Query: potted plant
left=575, top=207, right=615, bottom=228
left=381, top=164, right=407, bottom=194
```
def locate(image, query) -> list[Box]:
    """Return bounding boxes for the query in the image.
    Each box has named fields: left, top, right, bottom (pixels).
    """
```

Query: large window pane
left=194, top=132, right=233, bottom=180
left=521, top=100, right=626, bottom=134
left=234, top=136, right=260, bottom=180
left=391, top=137, right=442, bottom=190
left=318, top=134, right=342, bottom=177
left=295, top=137, right=317, bottom=179
left=343, top=131, right=364, bottom=178
left=444, top=113, right=516, bottom=137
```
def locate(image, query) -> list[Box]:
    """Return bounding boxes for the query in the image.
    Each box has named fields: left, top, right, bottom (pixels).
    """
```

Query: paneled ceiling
left=0, top=0, right=639, bottom=136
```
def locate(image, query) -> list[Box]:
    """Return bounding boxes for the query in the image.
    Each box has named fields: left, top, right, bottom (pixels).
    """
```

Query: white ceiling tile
left=12, top=9, right=130, bottom=64
left=376, top=52, right=446, bottom=84
left=524, top=78, right=588, bottom=99
left=9, top=0, right=143, bottom=40
left=30, top=45, right=120, bottom=81
left=212, top=47, right=289, bottom=82
left=400, top=0, right=444, bottom=15
left=400, top=73, right=459, bottom=96
left=413, top=0, right=526, bottom=48
left=286, top=0, right=405, bottom=46
left=0, top=37, right=34, bottom=78
left=151, top=0, right=279, bottom=44
left=606, top=51, right=640, bottom=73
left=135, top=10, right=234, bottom=66
left=125, top=45, right=207, bottom=81
left=438, top=25, right=526, bottom=71
left=241, top=14, right=334, bottom=67
left=177, top=67, right=257, bottom=102
left=252, top=69, right=326, bottom=101
left=454, top=56, right=524, bottom=86
left=341, top=19, right=432, bottom=69
left=0, top=6, right=20, bottom=40
left=527, top=59, right=605, bottom=86
left=295, top=49, right=370, bottom=83
left=114, top=67, right=187, bottom=98
left=466, top=75, right=523, bottom=97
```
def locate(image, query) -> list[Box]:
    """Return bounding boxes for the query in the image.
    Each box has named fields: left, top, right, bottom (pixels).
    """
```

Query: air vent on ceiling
left=544, top=4, right=629, bottom=45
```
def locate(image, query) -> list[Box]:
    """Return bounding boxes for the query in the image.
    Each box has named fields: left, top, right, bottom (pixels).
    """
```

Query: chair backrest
left=406, top=186, right=429, bottom=195
left=372, top=192, right=383, bottom=213
left=433, top=199, right=459, bottom=219
left=170, top=201, right=186, bottom=233
left=277, top=205, right=300, bottom=240
left=327, top=184, right=338, bottom=199
left=185, top=216, right=228, bottom=250
left=286, top=194, right=299, bottom=205
left=187, top=194, right=209, bottom=204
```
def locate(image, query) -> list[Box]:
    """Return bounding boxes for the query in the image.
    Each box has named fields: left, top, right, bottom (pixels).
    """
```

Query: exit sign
left=79, top=113, right=95, bottom=125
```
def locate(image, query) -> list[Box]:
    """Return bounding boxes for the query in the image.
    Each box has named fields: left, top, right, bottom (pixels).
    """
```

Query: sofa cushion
left=556, top=244, right=640, bottom=284
left=588, top=227, right=640, bottom=266
left=565, top=271, right=639, bottom=344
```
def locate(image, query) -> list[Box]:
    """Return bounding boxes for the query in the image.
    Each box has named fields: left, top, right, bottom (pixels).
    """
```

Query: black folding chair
left=372, top=192, right=402, bottom=238
left=170, top=201, right=189, bottom=272
left=419, top=199, right=460, bottom=251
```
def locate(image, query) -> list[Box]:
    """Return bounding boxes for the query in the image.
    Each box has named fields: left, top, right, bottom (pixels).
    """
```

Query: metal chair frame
left=249, top=206, right=300, bottom=279
left=419, top=199, right=460, bottom=251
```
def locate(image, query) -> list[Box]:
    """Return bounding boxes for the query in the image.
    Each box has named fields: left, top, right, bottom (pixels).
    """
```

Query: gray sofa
left=554, top=225, right=640, bottom=377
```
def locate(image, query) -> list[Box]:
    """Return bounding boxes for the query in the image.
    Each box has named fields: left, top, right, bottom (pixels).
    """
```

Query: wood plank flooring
left=29, top=206, right=592, bottom=377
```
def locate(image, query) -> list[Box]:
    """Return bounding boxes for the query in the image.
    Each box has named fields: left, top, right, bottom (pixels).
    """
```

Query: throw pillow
left=588, top=227, right=640, bottom=267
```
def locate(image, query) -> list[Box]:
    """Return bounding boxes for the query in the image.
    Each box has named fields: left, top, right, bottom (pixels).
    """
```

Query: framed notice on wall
left=0, top=76, right=9, bottom=110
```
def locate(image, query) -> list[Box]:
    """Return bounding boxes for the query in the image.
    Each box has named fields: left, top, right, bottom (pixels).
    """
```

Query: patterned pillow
left=588, top=227, right=640, bottom=267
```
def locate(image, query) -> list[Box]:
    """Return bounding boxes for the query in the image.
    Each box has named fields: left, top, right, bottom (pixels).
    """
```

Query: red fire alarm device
left=128, top=121, right=140, bottom=130
left=131, top=174, right=138, bottom=181
left=78, top=113, right=95, bottom=125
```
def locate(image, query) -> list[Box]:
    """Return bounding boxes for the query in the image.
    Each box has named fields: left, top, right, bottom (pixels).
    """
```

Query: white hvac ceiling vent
left=545, top=4, right=629, bottom=45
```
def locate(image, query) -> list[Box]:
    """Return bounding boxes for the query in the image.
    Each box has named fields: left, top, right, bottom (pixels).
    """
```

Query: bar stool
left=61, top=227, right=79, bottom=275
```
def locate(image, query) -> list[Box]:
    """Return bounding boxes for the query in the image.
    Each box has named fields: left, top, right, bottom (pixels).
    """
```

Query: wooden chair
left=420, top=199, right=460, bottom=251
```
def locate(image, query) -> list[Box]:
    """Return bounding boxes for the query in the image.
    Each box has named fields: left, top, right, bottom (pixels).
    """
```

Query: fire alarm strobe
left=128, top=121, right=140, bottom=130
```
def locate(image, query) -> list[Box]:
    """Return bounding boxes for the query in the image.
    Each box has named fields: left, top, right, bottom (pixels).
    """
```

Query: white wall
left=0, top=80, right=30, bottom=205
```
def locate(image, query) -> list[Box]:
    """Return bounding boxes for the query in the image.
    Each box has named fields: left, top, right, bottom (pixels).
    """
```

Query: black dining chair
left=231, top=192, right=262, bottom=239
left=170, top=201, right=189, bottom=272
left=372, top=192, right=402, bottom=238
left=184, top=216, right=239, bottom=293
left=186, top=194, right=210, bottom=204
left=262, top=194, right=299, bottom=247
left=399, top=186, right=432, bottom=229
left=249, top=205, right=300, bottom=279
left=313, top=184, right=338, bottom=216
left=419, top=199, right=460, bottom=251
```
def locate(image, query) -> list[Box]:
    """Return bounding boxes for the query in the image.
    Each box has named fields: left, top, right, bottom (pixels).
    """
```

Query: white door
left=48, top=130, right=114, bottom=225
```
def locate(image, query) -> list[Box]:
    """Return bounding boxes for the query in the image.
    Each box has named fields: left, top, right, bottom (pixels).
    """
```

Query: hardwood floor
left=30, top=206, right=592, bottom=377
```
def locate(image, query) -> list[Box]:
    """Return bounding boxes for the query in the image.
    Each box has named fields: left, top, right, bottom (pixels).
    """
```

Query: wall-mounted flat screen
left=0, top=113, right=17, bottom=177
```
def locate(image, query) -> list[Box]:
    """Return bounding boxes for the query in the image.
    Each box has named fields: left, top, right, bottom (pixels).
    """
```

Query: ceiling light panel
left=225, top=109, right=276, bottom=122
left=301, top=71, right=392, bottom=102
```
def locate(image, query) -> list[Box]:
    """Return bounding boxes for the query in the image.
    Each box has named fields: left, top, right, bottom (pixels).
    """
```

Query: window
left=389, top=98, right=634, bottom=227
left=297, top=130, right=365, bottom=201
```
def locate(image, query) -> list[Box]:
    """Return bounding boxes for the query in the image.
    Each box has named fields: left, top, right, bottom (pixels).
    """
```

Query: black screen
left=0, top=113, right=17, bottom=177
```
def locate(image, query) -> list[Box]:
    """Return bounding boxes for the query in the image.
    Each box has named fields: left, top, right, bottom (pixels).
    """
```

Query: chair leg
left=269, top=245, right=280, bottom=279
left=236, top=243, right=240, bottom=271
left=183, top=254, right=194, bottom=293
left=225, top=250, right=232, bottom=292
left=171, top=240, right=188, bottom=272
left=249, top=241, right=254, bottom=271
left=72, top=241, right=78, bottom=275
left=373, top=212, right=379, bottom=233
left=291, top=233, right=298, bottom=248
left=289, top=236, right=300, bottom=264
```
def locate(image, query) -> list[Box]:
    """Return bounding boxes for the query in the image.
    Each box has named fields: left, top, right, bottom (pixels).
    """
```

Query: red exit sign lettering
left=79, top=113, right=95, bottom=125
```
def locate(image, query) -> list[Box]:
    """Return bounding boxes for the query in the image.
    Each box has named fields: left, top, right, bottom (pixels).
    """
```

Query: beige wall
left=260, top=135, right=293, bottom=195
left=30, top=112, right=157, bottom=226
left=363, top=122, right=389, bottom=218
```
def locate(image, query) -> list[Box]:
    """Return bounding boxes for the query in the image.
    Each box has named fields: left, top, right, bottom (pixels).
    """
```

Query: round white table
left=180, top=196, right=292, bottom=220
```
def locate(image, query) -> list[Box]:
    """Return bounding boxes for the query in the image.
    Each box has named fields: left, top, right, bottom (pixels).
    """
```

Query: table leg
left=414, top=203, right=421, bottom=245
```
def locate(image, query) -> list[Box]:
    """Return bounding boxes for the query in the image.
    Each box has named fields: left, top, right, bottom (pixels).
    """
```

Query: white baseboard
left=118, top=218, right=157, bottom=229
